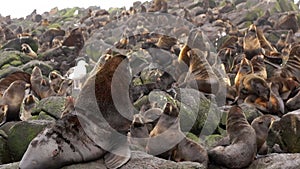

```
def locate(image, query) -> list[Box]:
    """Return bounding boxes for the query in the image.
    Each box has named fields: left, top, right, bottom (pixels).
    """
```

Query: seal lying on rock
left=208, top=105, right=257, bottom=168
left=20, top=53, right=133, bottom=169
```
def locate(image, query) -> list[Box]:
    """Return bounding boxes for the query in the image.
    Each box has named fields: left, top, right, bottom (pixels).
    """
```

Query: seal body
left=19, top=114, right=105, bottom=169
left=208, top=105, right=257, bottom=168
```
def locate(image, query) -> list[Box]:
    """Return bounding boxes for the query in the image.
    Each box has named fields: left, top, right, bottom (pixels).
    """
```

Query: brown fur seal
left=147, top=103, right=208, bottom=166
left=251, top=115, right=276, bottom=154
left=56, top=79, right=73, bottom=96
left=275, top=13, right=299, bottom=33
left=19, top=114, right=105, bottom=169
left=128, top=113, right=149, bottom=151
left=49, top=71, right=64, bottom=93
left=21, top=43, right=37, bottom=58
left=251, top=55, right=267, bottom=79
left=30, top=66, right=56, bottom=99
left=0, top=80, right=30, bottom=126
left=208, top=105, right=257, bottom=168
left=0, top=71, right=31, bottom=95
left=148, top=0, right=168, bottom=13
left=62, top=27, right=84, bottom=54
left=20, top=54, right=133, bottom=169
left=20, top=94, right=39, bottom=121
left=243, top=24, right=263, bottom=60
left=236, top=74, right=270, bottom=103
left=178, top=48, right=219, bottom=94
left=234, top=57, right=253, bottom=89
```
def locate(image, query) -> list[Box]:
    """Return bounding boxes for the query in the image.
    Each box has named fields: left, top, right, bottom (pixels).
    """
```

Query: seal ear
left=104, top=145, right=130, bottom=169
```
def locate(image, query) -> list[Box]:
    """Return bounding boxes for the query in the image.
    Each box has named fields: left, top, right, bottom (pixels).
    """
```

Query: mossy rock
left=277, top=0, right=298, bottom=12
left=36, top=112, right=56, bottom=121
left=1, top=37, right=38, bottom=53
left=20, top=60, right=53, bottom=75
left=204, top=134, right=224, bottom=149
left=175, top=88, right=222, bottom=136
left=240, top=103, right=263, bottom=124
left=31, top=96, right=66, bottom=119
left=0, top=51, right=32, bottom=69
left=6, top=120, right=50, bottom=162
left=0, top=136, right=11, bottom=164
left=268, top=111, right=300, bottom=153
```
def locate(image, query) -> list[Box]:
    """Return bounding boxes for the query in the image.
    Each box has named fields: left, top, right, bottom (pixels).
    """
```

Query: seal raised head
left=208, top=105, right=257, bottom=168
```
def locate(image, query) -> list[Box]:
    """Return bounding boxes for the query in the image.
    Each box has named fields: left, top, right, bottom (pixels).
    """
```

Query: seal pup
left=208, top=105, right=257, bottom=168
left=21, top=43, right=37, bottom=58
left=20, top=94, right=39, bottom=121
left=56, top=79, right=73, bottom=96
left=62, top=27, right=84, bottom=54
left=275, top=13, right=299, bottom=33
left=0, top=80, right=30, bottom=126
left=49, top=71, right=64, bottom=93
left=30, top=66, right=56, bottom=99
left=251, top=115, right=276, bottom=154
left=147, top=103, right=208, bottom=166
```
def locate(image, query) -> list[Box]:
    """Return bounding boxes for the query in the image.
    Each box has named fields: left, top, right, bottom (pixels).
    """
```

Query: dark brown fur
left=208, top=106, right=257, bottom=168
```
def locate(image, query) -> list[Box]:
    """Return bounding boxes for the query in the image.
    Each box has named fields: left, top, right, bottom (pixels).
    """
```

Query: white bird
left=67, top=59, right=88, bottom=89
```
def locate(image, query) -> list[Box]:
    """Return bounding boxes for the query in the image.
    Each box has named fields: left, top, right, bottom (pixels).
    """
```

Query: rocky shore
left=0, top=0, right=300, bottom=168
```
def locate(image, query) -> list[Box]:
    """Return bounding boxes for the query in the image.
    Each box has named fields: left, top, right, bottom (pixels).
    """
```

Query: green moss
left=0, top=136, right=11, bottom=164
left=62, top=7, right=79, bottom=18
left=185, top=132, right=200, bottom=143
left=7, top=121, right=48, bottom=161
left=10, top=60, right=22, bottom=66
left=204, top=134, right=224, bottom=149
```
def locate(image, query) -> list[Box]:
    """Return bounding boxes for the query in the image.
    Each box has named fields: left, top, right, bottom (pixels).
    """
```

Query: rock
left=0, top=136, right=11, bottom=164
left=0, top=51, right=32, bottom=70
left=20, top=60, right=53, bottom=75
left=0, top=151, right=205, bottom=169
left=268, top=110, right=300, bottom=153
left=6, top=120, right=50, bottom=162
left=240, top=103, right=264, bottom=123
left=31, top=96, right=66, bottom=119
left=1, top=37, right=38, bottom=53
left=247, top=153, right=300, bottom=169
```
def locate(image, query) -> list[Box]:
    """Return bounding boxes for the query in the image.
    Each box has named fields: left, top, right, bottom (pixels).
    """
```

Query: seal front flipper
left=104, top=144, right=131, bottom=169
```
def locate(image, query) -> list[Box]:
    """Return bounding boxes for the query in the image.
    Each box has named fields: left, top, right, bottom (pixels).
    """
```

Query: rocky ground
left=0, top=0, right=300, bottom=168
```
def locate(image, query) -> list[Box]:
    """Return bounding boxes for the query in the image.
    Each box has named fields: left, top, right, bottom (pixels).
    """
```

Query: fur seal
left=62, top=27, right=84, bottom=54
left=49, top=71, right=64, bottom=93
left=20, top=54, right=133, bottom=169
left=178, top=47, right=219, bottom=94
left=147, top=103, right=208, bottom=166
left=20, top=94, right=39, bottom=121
left=56, top=79, right=73, bottom=96
left=128, top=113, right=149, bottom=151
left=208, top=105, right=257, bottom=168
left=251, top=115, right=276, bottom=154
left=243, top=24, right=263, bottom=60
left=19, top=114, right=105, bottom=169
left=21, top=43, right=37, bottom=58
left=251, top=55, right=267, bottom=79
left=0, top=80, right=30, bottom=126
left=275, top=13, right=299, bottom=33
left=234, top=57, right=253, bottom=89
left=236, top=74, right=270, bottom=104
left=0, top=71, right=31, bottom=95
left=30, top=66, right=56, bottom=99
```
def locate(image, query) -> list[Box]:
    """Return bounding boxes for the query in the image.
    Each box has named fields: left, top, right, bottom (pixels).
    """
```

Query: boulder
left=268, top=110, right=300, bottom=153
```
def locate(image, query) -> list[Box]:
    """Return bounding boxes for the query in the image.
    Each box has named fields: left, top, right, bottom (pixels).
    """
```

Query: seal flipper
left=104, top=145, right=131, bottom=169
